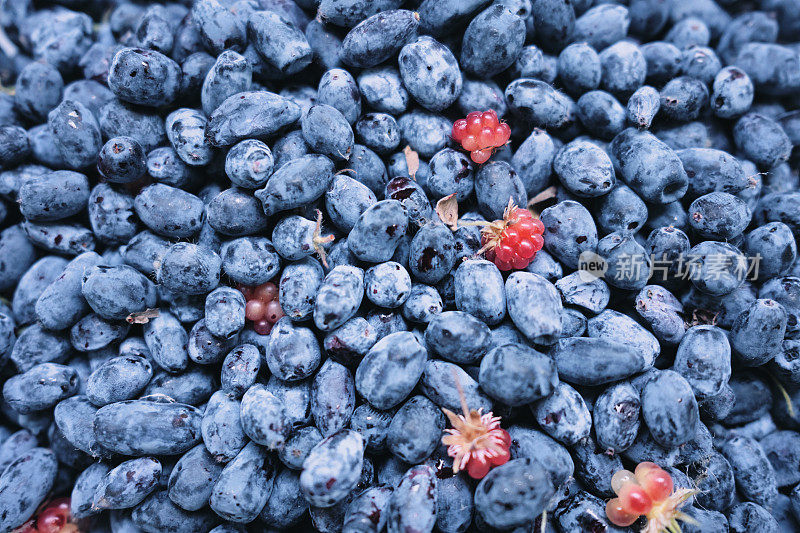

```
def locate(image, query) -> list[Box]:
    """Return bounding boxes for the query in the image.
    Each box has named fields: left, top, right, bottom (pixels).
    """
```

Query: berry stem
left=312, top=209, right=335, bottom=269
left=767, top=371, right=797, bottom=418
left=451, top=367, right=470, bottom=419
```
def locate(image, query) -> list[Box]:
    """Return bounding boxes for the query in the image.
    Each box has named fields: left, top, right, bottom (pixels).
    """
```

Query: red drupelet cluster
left=442, top=409, right=511, bottom=479
left=606, top=462, right=697, bottom=532
left=451, top=110, right=511, bottom=164
left=15, top=498, right=84, bottom=533
left=480, top=203, right=545, bottom=271
left=441, top=373, right=511, bottom=479
left=238, top=282, right=285, bottom=335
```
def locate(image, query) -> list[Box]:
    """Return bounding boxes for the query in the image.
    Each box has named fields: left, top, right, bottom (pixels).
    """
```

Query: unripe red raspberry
left=451, top=110, right=511, bottom=164
left=606, top=462, right=697, bottom=531
left=238, top=281, right=284, bottom=335
left=478, top=202, right=544, bottom=271
left=22, top=497, right=86, bottom=533
left=441, top=374, right=510, bottom=480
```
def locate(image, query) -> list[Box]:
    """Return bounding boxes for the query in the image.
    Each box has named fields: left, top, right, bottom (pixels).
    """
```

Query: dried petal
left=435, top=194, right=459, bottom=231
left=126, top=308, right=160, bottom=324
left=527, top=185, right=557, bottom=212
left=404, top=145, right=419, bottom=180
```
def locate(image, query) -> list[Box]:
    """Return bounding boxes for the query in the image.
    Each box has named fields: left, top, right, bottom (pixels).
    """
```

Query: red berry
left=238, top=284, right=254, bottom=300
left=481, top=204, right=545, bottom=271
left=495, top=258, right=513, bottom=271
left=606, top=498, right=639, bottom=527
left=253, top=319, right=272, bottom=335
left=635, top=462, right=673, bottom=502
left=606, top=462, right=694, bottom=533
left=611, top=469, right=636, bottom=494
left=452, top=119, right=468, bottom=141
left=463, top=135, right=479, bottom=152
left=245, top=299, right=266, bottom=321
left=467, top=457, right=491, bottom=479
left=497, top=429, right=511, bottom=445
left=512, top=254, right=529, bottom=270
left=518, top=208, right=534, bottom=221
left=481, top=110, right=499, bottom=129
left=466, top=114, right=483, bottom=136
left=515, top=218, right=536, bottom=236
left=471, top=148, right=492, bottom=164
left=496, top=123, right=511, bottom=144
left=619, top=484, right=653, bottom=515
left=517, top=240, right=535, bottom=258
left=453, top=111, right=512, bottom=165
left=503, top=227, right=520, bottom=246
left=36, top=498, right=72, bottom=533
left=242, top=281, right=283, bottom=335
left=265, top=300, right=285, bottom=323
left=510, top=207, right=527, bottom=220
left=489, top=446, right=510, bottom=466
left=494, top=243, right=514, bottom=262
left=478, top=127, right=495, bottom=148
left=254, top=282, right=277, bottom=303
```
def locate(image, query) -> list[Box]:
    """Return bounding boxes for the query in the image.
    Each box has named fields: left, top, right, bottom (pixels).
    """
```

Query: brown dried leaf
left=127, top=308, right=160, bottom=324
left=527, top=185, right=557, bottom=207
left=404, top=145, right=419, bottom=180
left=436, top=193, right=459, bottom=231
left=684, top=308, right=718, bottom=328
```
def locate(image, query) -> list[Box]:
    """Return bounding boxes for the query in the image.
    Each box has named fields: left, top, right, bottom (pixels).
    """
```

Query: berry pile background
left=0, top=0, right=798, bottom=532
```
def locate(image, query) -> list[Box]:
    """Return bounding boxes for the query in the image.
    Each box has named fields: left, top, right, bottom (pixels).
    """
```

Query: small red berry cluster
left=441, top=376, right=511, bottom=479
left=480, top=203, right=545, bottom=271
left=464, top=423, right=511, bottom=479
left=16, top=497, right=83, bottom=533
left=239, top=282, right=284, bottom=335
left=451, top=110, right=511, bottom=164
left=606, top=461, right=697, bottom=531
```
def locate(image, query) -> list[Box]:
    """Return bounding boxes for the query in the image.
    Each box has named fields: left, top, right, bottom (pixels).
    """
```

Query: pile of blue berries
left=0, top=0, right=799, bottom=532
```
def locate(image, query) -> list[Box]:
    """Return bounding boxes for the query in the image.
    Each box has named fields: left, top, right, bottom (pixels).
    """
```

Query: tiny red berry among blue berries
left=478, top=200, right=545, bottom=271
left=451, top=110, right=511, bottom=164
